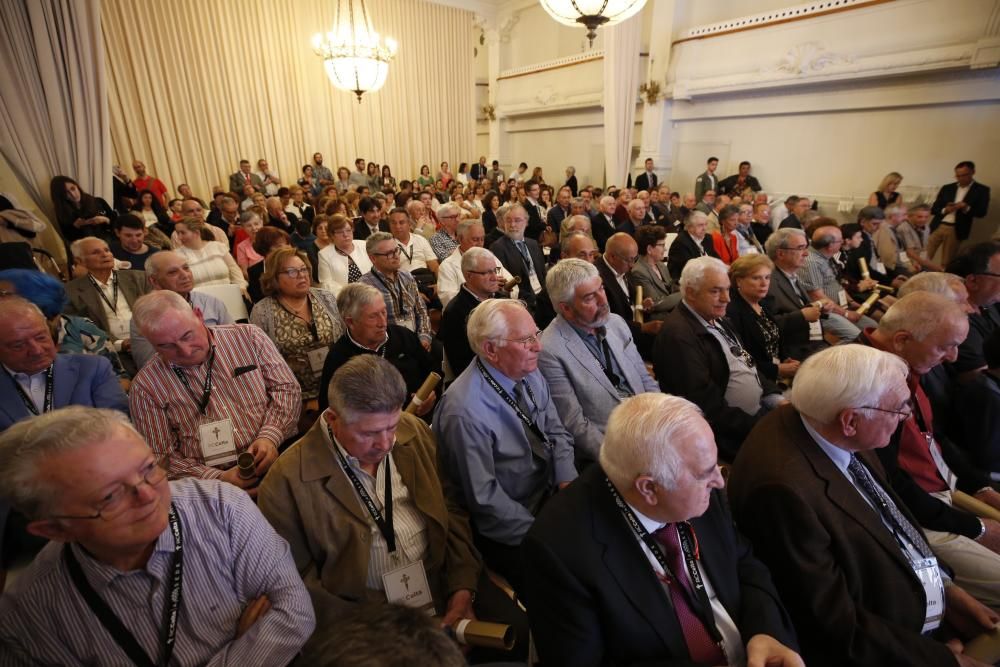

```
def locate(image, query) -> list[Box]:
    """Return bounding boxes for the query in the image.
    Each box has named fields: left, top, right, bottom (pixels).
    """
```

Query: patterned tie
left=515, top=240, right=534, bottom=273
left=653, top=524, right=727, bottom=665
left=847, top=455, right=933, bottom=558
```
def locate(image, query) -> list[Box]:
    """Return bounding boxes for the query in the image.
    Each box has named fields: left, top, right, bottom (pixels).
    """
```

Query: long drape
left=101, top=0, right=477, bottom=199
left=602, top=14, right=643, bottom=188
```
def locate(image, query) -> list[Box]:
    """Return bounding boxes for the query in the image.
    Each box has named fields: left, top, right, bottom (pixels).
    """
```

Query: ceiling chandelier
left=312, top=0, right=398, bottom=102
left=539, top=0, right=648, bottom=46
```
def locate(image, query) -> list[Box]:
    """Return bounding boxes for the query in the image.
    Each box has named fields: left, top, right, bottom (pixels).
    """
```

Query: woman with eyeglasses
left=250, top=246, right=344, bottom=401
left=630, top=226, right=675, bottom=322
left=316, top=214, right=372, bottom=296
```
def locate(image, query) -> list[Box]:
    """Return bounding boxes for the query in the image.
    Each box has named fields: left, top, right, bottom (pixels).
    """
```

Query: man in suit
left=546, top=186, right=572, bottom=239
left=777, top=196, right=809, bottom=230
left=947, top=241, right=1000, bottom=375
left=439, top=247, right=506, bottom=378
left=694, top=156, right=720, bottom=202
left=65, top=236, right=150, bottom=356
left=598, top=234, right=662, bottom=357
left=538, top=259, right=659, bottom=467
left=490, top=203, right=547, bottom=317
left=718, top=161, right=763, bottom=197
left=265, top=196, right=298, bottom=233
left=469, top=155, right=488, bottom=182
left=928, top=161, right=991, bottom=266
left=228, top=159, right=264, bottom=194
left=352, top=196, right=388, bottom=240
left=592, top=196, right=619, bottom=252
left=522, top=392, right=802, bottom=667
left=667, top=210, right=718, bottom=283
left=615, top=198, right=648, bottom=238
left=846, top=206, right=909, bottom=286
left=653, top=256, right=783, bottom=459
left=522, top=179, right=547, bottom=241
left=634, top=157, right=658, bottom=192
left=728, top=345, right=998, bottom=666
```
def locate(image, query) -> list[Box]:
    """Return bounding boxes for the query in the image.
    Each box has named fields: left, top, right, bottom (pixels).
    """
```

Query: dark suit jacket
left=930, top=181, right=991, bottom=241
left=652, top=304, right=778, bottom=459
left=845, top=232, right=894, bottom=283
left=728, top=405, right=956, bottom=667
left=725, top=292, right=784, bottom=383
left=524, top=200, right=546, bottom=241
left=0, top=354, right=129, bottom=431
left=490, top=236, right=546, bottom=313
left=766, top=269, right=827, bottom=360
left=718, top=174, right=762, bottom=195
left=439, top=287, right=482, bottom=378
left=65, top=270, right=150, bottom=338
left=522, top=465, right=798, bottom=667
left=470, top=163, right=488, bottom=181
left=777, top=214, right=802, bottom=230
left=352, top=219, right=389, bottom=241
left=666, top=231, right=717, bottom=282
left=634, top=172, right=657, bottom=192
left=592, top=213, right=618, bottom=252
left=565, top=175, right=578, bottom=197
left=595, top=257, right=643, bottom=347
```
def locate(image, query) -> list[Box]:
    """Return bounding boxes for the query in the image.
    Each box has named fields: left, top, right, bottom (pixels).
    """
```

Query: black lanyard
left=582, top=329, right=630, bottom=395
left=605, top=478, right=722, bottom=644
left=5, top=364, right=54, bottom=415
left=397, top=242, right=413, bottom=264
left=172, top=347, right=216, bottom=415
left=476, top=358, right=550, bottom=447
left=64, top=505, right=184, bottom=667
left=89, top=272, right=119, bottom=314
left=373, top=271, right=407, bottom=319
left=277, top=296, right=319, bottom=342
left=328, top=425, right=396, bottom=554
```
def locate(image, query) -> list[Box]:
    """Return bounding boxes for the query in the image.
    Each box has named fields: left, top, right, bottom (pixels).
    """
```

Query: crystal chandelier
left=312, top=0, right=398, bottom=102
left=539, top=0, right=648, bottom=46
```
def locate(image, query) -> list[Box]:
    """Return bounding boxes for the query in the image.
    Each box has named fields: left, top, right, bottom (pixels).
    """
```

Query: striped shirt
left=0, top=478, right=315, bottom=666
left=360, top=269, right=431, bottom=344
left=129, top=324, right=301, bottom=480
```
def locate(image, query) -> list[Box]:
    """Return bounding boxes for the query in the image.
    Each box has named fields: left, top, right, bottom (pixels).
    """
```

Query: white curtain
left=0, top=0, right=110, bottom=258
left=602, top=14, right=643, bottom=188
left=101, top=0, right=477, bottom=199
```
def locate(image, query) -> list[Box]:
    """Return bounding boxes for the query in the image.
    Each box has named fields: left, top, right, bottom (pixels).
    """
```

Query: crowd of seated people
left=0, top=151, right=995, bottom=666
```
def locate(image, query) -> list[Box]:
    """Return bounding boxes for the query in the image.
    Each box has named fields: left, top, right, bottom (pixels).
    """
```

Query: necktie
left=515, top=241, right=534, bottom=273
left=653, top=525, right=727, bottom=665
left=847, top=455, right=933, bottom=559
left=513, top=381, right=549, bottom=463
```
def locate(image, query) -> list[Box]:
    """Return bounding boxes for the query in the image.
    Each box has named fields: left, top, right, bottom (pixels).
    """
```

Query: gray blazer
left=629, top=259, right=679, bottom=321
left=538, top=313, right=659, bottom=463
left=65, top=270, right=150, bottom=340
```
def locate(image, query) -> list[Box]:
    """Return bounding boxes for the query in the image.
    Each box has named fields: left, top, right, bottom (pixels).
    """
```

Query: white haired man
left=523, top=393, right=802, bottom=666
left=729, top=345, right=998, bottom=667
left=439, top=247, right=508, bottom=377
left=538, top=259, right=659, bottom=466
left=434, top=299, right=577, bottom=591
left=0, top=407, right=315, bottom=664
left=437, top=219, right=515, bottom=307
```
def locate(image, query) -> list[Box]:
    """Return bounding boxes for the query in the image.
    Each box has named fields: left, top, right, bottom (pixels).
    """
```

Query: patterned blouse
left=754, top=307, right=781, bottom=364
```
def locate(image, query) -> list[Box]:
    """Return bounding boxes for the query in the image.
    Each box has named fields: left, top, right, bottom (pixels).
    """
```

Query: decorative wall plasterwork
left=675, top=0, right=885, bottom=42
left=474, top=13, right=519, bottom=45
left=497, top=51, right=605, bottom=80
left=765, top=41, right=854, bottom=75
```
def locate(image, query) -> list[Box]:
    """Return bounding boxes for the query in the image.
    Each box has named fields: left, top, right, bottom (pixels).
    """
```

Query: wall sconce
left=481, top=104, right=496, bottom=120
left=639, top=81, right=661, bottom=104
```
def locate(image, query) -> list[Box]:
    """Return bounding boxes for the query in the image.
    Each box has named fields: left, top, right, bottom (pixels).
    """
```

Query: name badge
left=808, top=319, right=823, bottom=341
left=926, top=434, right=958, bottom=492
left=383, top=559, right=433, bottom=610
left=898, top=250, right=909, bottom=265
left=108, top=317, right=131, bottom=341
left=307, top=346, right=329, bottom=375
left=838, top=289, right=849, bottom=308
left=529, top=271, right=542, bottom=294
left=198, top=418, right=237, bottom=468
left=914, top=557, right=944, bottom=633
left=872, top=258, right=887, bottom=275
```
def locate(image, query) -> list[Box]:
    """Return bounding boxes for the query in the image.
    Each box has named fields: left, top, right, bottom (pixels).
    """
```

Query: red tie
left=653, top=524, right=726, bottom=665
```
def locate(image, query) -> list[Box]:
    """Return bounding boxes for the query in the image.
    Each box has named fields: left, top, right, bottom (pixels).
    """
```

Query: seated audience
left=734, top=203, right=764, bottom=255
left=173, top=217, right=247, bottom=291
left=430, top=202, right=462, bottom=261
left=250, top=247, right=343, bottom=402
left=0, top=407, right=315, bottom=664
left=65, top=236, right=150, bottom=354
left=490, top=204, right=547, bottom=317
left=897, top=204, right=942, bottom=272
left=561, top=231, right=601, bottom=264
left=615, top=199, right=648, bottom=237
left=318, top=284, right=436, bottom=417
left=751, top=202, right=773, bottom=245
left=728, top=345, right=998, bottom=666
left=874, top=204, right=915, bottom=275
left=523, top=393, right=801, bottom=667
left=800, top=223, right=878, bottom=334
left=539, top=259, right=659, bottom=466
left=352, top=196, right=386, bottom=240
left=317, top=214, right=372, bottom=296
left=110, top=214, right=161, bottom=268
left=719, top=160, right=764, bottom=196
left=434, top=299, right=577, bottom=590
left=845, top=206, right=908, bottom=285
left=303, top=214, right=332, bottom=282
left=777, top=196, right=809, bottom=230
left=710, top=205, right=741, bottom=265
left=235, top=209, right=264, bottom=279
left=439, top=247, right=506, bottom=378
left=50, top=175, right=117, bottom=244
left=667, top=210, right=718, bottom=282
left=131, top=188, right=174, bottom=236
left=438, top=220, right=515, bottom=307
left=359, top=232, right=432, bottom=350
left=129, top=291, right=300, bottom=487
left=653, top=256, right=783, bottom=459
left=592, top=196, right=619, bottom=252
left=599, top=233, right=662, bottom=353
left=726, top=254, right=799, bottom=384
left=175, top=199, right=229, bottom=246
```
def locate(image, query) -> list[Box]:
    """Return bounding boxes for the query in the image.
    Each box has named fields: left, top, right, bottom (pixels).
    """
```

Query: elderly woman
left=726, top=254, right=799, bottom=383
left=564, top=166, right=578, bottom=197
left=235, top=209, right=264, bottom=279
left=630, top=226, right=676, bottom=322
left=50, top=175, right=117, bottom=244
left=173, top=217, right=247, bottom=291
left=335, top=167, right=352, bottom=195
left=317, top=215, right=372, bottom=295
left=250, top=246, right=343, bottom=402
left=667, top=210, right=718, bottom=282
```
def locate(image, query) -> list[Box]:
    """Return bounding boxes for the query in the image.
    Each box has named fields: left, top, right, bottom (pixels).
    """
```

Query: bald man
left=597, top=233, right=661, bottom=358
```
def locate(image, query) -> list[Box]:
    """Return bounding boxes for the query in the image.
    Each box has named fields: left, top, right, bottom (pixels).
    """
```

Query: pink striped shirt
left=129, top=324, right=301, bottom=479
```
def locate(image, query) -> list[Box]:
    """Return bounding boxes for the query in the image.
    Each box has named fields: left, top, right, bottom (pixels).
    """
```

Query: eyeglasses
left=371, top=248, right=401, bottom=258
left=279, top=267, right=311, bottom=278
left=616, top=253, right=640, bottom=264
left=332, top=227, right=353, bottom=237
left=468, top=266, right=502, bottom=276
left=502, top=330, right=543, bottom=349
left=49, top=456, right=169, bottom=521
left=780, top=245, right=809, bottom=252
left=857, top=399, right=914, bottom=420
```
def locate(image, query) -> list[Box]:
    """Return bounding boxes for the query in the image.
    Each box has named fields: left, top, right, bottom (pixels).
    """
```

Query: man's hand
left=440, top=589, right=476, bottom=629
left=410, top=391, right=437, bottom=417
left=421, top=338, right=432, bottom=352
left=120, top=338, right=132, bottom=352
left=745, top=633, right=805, bottom=667
left=947, top=638, right=994, bottom=667
left=857, top=278, right=878, bottom=292
left=642, top=297, right=654, bottom=312
left=974, top=488, right=1000, bottom=512
left=844, top=310, right=862, bottom=323
left=641, top=320, right=662, bottom=335
left=945, top=584, right=1000, bottom=639
left=219, top=466, right=259, bottom=497
left=249, top=438, right=279, bottom=476
left=236, top=595, right=271, bottom=638
left=558, top=481, right=572, bottom=490
left=801, top=306, right=821, bottom=322
left=778, top=359, right=800, bottom=378
left=891, top=276, right=908, bottom=289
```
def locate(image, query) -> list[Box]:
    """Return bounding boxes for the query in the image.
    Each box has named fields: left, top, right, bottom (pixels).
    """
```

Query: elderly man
left=256, top=158, right=280, bottom=196
left=359, top=232, right=431, bottom=350
left=667, top=211, right=718, bottom=282
left=175, top=199, right=229, bottom=246
left=873, top=204, right=916, bottom=275
left=438, top=219, right=514, bottom=307
left=896, top=204, right=942, bottom=272
left=439, top=247, right=508, bottom=378
left=66, top=236, right=150, bottom=354
left=615, top=199, right=648, bottom=237
left=729, top=345, right=998, bottom=667
left=523, top=393, right=801, bottom=666
left=318, top=283, right=436, bottom=416
left=695, top=190, right=717, bottom=216
left=778, top=196, right=810, bottom=231
left=435, top=299, right=577, bottom=590
left=129, top=251, right=234, bottom=368
left=734, top=203, right=763, bottom=255
left=561, top=231, right=600, bottom=264
left=430, top=202, right=462, bottom=261
left=560, top=213, right=592, bottom=241
left=265, top=196, right=297, bottom=233
left=388, top=207, right=438, bottom=276
left=592, top=195, right=619, bottom=252
left=539, top=259, right=659, bottom=466
left=653, top=257, right=782, bottom=459
left=928, top=161, right=991, bottom=266
left=800, top=223, right=878, bottom=333
left=490, top=204, right=547, bottom=316
left=129, top=291, right=300, bottom=489
left=0, top=407, right=315, bottom=665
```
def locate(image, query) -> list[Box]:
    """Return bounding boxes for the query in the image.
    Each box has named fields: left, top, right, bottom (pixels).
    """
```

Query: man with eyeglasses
left=437, top=219, right=516, bottom=308
left=0, top=406, right=315, bottom=665
left=429, top=202, right=462, bottom=262
left=598, top=233, right=662, bottom=358
left=653, top=256, right=783, bottom=460
left=729, top=345, right=998, bottom=667
left=439, top=247, right=508, bottom=377
left=360, top=232, right=431, bottom=352
left=490, top=203, right=548, bottom=317
left=561, top=231, right=600, bottom=264
left=435, top=299, right=577, bottom=591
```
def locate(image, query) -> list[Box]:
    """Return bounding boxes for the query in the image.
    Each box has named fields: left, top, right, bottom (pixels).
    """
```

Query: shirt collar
left=681, top=300, right=715, bottom=327
left=479, top=358, right=518, bottom=394
left=346, top=328, right=388, bottom=352
left=800, top=414, right=852, bottom=476
left=2, top=363, right=47, bottom=381
left=601, top=255, right=623, bottom=278
left=626, top=500, right=666, bottom=533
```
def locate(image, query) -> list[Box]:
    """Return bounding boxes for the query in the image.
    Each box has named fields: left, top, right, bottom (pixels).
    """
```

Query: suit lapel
left=52, top=356, right=76, bottom=408
left=774, top=271, right=804, bottom=307
left=0, top=371, right=28, bottom=424
left=557, top=319, right=619, bottom=398
left=301, top=421, right=370, bottom=525
left=607, top=321, right=645, bottom=394
left=74, top=279, right=110, bottom=331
